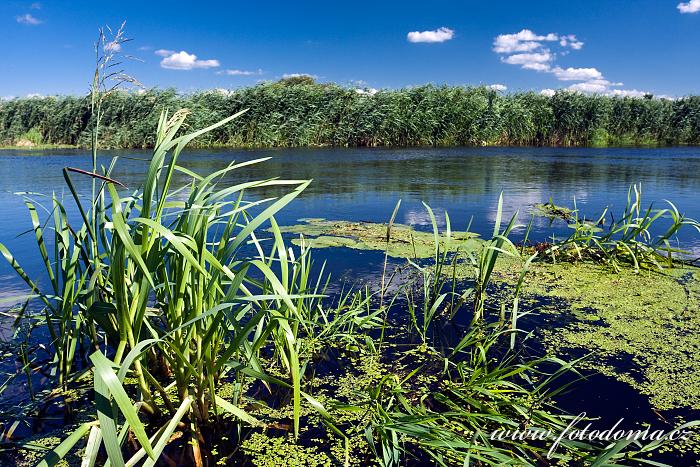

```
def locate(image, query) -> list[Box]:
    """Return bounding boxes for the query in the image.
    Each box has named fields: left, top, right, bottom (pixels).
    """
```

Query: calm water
left=1, top=146, right=699, bottom=292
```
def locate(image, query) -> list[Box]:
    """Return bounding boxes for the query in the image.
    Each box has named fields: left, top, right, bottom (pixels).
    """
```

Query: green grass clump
left=543, top=185, right=700, bottom=272
left=18, top=127, right=43, bottom=145
left=589, top=127, right=610, bottom=147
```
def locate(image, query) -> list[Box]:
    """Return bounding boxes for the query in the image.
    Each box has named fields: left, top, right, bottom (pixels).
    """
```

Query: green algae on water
left=276, top=218, right=481, bottom=259
left=275, top=218, right=700, bottom=414
left=242, top=434, right=333, bottom=467
left=532, top=202, right=574, bottom=221
left=522, top=262, right=700, bottom=411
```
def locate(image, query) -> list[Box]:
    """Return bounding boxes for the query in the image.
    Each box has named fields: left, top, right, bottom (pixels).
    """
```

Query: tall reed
left=3, top=84, right=700, bottom=149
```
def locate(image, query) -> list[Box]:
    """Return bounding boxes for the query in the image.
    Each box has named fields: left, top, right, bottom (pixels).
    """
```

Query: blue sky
left=2, top=0, right=700, bottom=98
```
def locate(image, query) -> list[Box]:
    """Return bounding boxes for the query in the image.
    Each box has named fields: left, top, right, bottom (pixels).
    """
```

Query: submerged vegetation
left=2, top=82, right=700, bottom=149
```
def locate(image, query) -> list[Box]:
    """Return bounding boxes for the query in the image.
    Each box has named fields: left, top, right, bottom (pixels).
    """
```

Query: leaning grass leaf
left=213, top=394, right=262, bottom=426
left=35, top=421, right=97, bottom=467
left=81, top=425, right=102, bottom=467
left=129, top=397, right=193, bottom=467
left=90, top=351, right=154, bottom=459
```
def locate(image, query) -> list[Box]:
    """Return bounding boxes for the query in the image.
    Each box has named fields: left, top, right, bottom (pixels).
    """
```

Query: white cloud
left=218, top=69, right=264, bottom=76
left=492, top=29, right=651, bottom=97
left=493, top=29, right=588, bottom=76
left=502, top=52, right=553, bottom=71
left=523, top=63, right=552, bottom=72
left=492, top=29, right=559, bottom=54
left=282, top=73, right=317, bottom=79
left=502, top=52, right=553, bottom=65
left=552, top=66, right=603, bottom=81
left=607, top=89, right=648, bottom=98
left=16, top=13, right=42, bottom=25
left=407, top=27, right=454, bottom=43
left=559, top=34, right=584, bottom=50
left=155, top=49, right=175, bottom=57
left=487, top=84, right=507, bottom=91
left=356, top=88, right=378, bottom=96
left=568, top=82, right=609, bottom=93
left=160, top=51, right=220, bottom=70
left=678, top=0, right=700, bottom=13
left=498, top=40, right=541, bottom=54
left=564, top=77, right=627, bottom=94
left=561, top=85, right=650, bottom=98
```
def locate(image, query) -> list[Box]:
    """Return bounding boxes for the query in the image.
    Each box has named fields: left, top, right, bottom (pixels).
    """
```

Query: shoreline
left=1, top=142, right=698, bottom=151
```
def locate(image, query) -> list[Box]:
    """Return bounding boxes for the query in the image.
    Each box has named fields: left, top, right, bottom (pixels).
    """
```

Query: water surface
left=1, top=146, right=698, bottom=290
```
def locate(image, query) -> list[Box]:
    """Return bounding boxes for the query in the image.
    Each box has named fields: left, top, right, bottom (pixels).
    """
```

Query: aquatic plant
left=277, top=218, right=480, bottom=259
left=6, top=105, right=376, bottom=465
left=547, top=184, right=700, bottom=271
left=532, top=199, right=573, bottom=221
left=358, top=320, right=698, bottom=467
left=401, top=203, right=454, bottom=346
left=398, top=197, right=532, bottom=350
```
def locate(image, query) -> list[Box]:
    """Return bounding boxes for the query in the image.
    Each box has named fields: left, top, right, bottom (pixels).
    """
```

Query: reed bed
left=2, top=82, right=700, bottom=149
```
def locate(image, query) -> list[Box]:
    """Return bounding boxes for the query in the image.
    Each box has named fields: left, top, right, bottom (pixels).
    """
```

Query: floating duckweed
left=242, top=433, right=333, bottom=467
left=276, top=218, right=481, bottom=259
left=524, top=262, right=700, bottom=410
left=532, top=202, right=574, bottom=221
left=14, top=435, right=76, bottom=467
